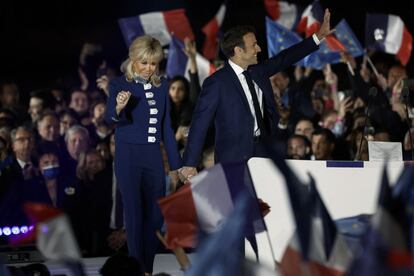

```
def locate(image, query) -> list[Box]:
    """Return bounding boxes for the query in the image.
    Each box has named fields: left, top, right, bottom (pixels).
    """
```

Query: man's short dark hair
left=288, top=134, right=311, bottom=147
left=100, top=254, right=144, bottom=276
left=220, top=25, right=255, bottom=58
left=312, top=128, right=336, bottom=144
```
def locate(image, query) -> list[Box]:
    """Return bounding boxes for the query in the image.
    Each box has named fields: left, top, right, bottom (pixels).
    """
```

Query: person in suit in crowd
left=10, top=125, right=37, bottom=181
left=179, top=10, right=334, bottom=180
left=105, top=35, right=181, bottom=275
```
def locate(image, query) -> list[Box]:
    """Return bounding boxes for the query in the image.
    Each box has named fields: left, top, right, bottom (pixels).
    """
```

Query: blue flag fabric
left=266, top=17, right=341, bottom=70
left=335, top=19, right=364, bottom=58
left=309, top=174, right=338, bottom=260
left=393, top=164, right=414, bottom=253
left=166, top=36, right=188, bottom=79
left=262, top=142, right=312, bottom=259
left=185, top=192, right=254, bottom=276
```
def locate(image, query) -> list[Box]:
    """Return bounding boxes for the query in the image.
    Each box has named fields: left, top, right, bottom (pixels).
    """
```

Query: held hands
left=178, top=166, right=198, bottom=184
left=316, top=9, right=335, bottom=41
left=116, top=91, right=131, bottom=115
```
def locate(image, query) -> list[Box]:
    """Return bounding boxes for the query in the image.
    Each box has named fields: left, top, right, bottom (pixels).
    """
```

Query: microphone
left=401, top=79, right=414, bottom=160
left=356, top=87, right=377, bottom=160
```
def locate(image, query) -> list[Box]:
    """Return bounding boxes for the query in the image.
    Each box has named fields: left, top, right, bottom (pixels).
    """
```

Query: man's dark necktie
left=23, top=163, right=34, bottom=180
left=242, top=70, right=266, bottom=136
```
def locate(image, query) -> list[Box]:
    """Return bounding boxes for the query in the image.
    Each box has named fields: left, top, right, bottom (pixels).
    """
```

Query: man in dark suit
left=179, top=10, right=334, bottom=180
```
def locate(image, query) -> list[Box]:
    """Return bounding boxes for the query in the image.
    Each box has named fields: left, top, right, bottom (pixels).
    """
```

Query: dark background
left=1, top=0, right=414, bottom=101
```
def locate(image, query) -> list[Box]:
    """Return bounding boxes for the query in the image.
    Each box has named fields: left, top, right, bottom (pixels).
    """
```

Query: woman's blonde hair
left=76, top=149, right=104, bottom=181
left=120, top=35, right=163, bottom=87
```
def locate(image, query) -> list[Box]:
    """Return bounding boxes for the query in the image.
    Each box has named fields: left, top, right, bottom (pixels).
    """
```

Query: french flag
left=348, top=168, right=414, bottom=274
left=365, top=13, right=413, bottom=66
left=118, top=9, right=194, bottom=47
left=166, top=36, right=216, bottom=85
left=296, top=1, right=345, bottom=52
left=280, top=176, right=353, bottom=276
left=202, top=4, right=226, bottom=61
left=264, top=0, right=302, bottom=30
left=296, top=0, right=324, bottom=37
left=157, top=162, right=266, bottom=250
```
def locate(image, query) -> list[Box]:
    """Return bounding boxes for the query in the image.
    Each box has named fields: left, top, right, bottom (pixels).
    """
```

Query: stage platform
left=6, top=253, right=193, bottom=276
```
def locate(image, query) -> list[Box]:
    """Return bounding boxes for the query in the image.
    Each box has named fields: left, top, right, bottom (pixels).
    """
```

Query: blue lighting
left=0, top=225, right=34, bottom=237
left=20, top=226, right=28, bottom=233
left=3, top=227, right=11, bottom=236
left=11, top=226, right=20, bottom=235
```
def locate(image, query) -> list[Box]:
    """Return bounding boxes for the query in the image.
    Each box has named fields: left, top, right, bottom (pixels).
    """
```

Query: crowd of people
left=1, top=11, right=414, bottom=275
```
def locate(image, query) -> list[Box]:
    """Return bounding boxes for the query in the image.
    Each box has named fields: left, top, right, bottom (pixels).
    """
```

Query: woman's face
left=93, top=103, right=106, bottom=121
left=39, top=153, right=59, bottom=175
left=86, top=152, right=104, bottom=176
left=132, top=59, right=157, bottom=80
left=169, top=80, right=186, bottom=104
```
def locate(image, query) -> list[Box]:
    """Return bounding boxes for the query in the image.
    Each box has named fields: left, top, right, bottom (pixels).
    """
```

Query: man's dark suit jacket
left=183, top=36, right=319, bottom=166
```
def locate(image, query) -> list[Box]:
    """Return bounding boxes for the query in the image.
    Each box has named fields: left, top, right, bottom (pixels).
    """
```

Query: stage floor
left=7, top=253, right=193, bottom=276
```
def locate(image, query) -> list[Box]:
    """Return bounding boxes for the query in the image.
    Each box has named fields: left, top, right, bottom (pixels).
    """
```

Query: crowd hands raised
left=1, top=21, right=414, bottom=259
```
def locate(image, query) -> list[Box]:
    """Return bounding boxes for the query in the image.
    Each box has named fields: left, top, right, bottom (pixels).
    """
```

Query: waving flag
left=186, top=192, right=253, bottom=276
left=348, top=167, right=414, bottom=275
left=264, top=0, right=302, bottom=30
left=334, top=19, right=364, bottom=58
left=296, top=1, right=345, bottom=52
left=365, top=13, right=413, bottom=65
left=296, top=0, right=324, bottom=37
left=22, top=203, right=81, bottom=261
left=158, top=162, right=265, bottom=250
left=166, top=36, right=215, bottom=85
left=118, top=9, right=194, bottom=47
left=280, top=174, right=353, bottom=276
left=202, top=4, right=226, bottom=60
left=266, top=18, right=342, bottom=69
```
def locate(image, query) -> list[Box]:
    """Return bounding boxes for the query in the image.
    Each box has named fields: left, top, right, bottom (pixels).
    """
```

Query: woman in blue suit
left=105, top=35, right=182, bottom=275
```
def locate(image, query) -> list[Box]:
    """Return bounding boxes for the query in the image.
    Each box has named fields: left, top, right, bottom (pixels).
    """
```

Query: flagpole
left=245, top=164, right=279, bottom=271
left=365, top=52, right=379, bottom=78
left=346, top=61, right=355, bottom=76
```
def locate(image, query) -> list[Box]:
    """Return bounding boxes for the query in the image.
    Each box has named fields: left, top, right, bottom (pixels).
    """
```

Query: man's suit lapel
left=223, top=63, right=251, bottom=112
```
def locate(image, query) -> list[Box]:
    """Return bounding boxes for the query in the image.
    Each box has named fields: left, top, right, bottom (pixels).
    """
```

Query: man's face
left=287, top=138, right=308, bottom=159
left=1, top=84, right=19, bottom=106
left=12, top=129, right=34, bottom=161
left=295, top=120, right=314, bottom=141
left=387, top=66, right=407, bottom=89
left=239, top=33, right=261, bottom=67
left=70, top=91, right=88, bottom=114
left=67, top=131, right=88, bottom=160
left=60, top=114, right=77, bottom=136
left=28, top=97, right=43, bottom=122
left=38, top=115, right=59, bottom=142
left=312, top=134, right=333, bottom=160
